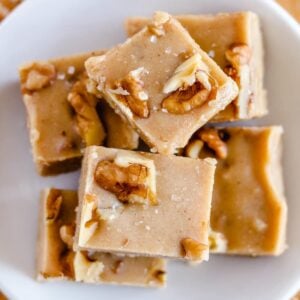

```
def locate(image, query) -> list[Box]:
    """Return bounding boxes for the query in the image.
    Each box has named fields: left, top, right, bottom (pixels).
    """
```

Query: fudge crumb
left=208, top=50, right=215, bottom=58
left=138, top=91, right=149, bottom=101
left=165, top=47, right=172, bottom=54
left=145, top=225, right=151, bottom=231
left=150, top=35, right=157, bottom=43
left=161, top=108, right=168, bottom=113
left=150, top=147, right=158, bottom=153
left=57, top=72, right=66, bottom=80
left=67, top=66, right=76, bottom=75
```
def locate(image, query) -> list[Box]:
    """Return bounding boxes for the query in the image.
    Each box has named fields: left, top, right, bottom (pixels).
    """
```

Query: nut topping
left=181, top=238, right=208, bottom=261
left=225, top=43, right=251, bottom=70
left=59, top=224, right=75, bottom=249
left=198, top=128, right=228, bottom=159
left=94, top=159, right=157, bottom=205
left=20, top=62, right=56, bottom=93
left=162, top=54, right=214, bottom=114
left=209, top=229, right=228, bottom=253
left=67, top=74, right=105, bottom=146
left=147, top=11, right=170, bottom=36
left=74, top=252, right=104, bottom=283
left=184, top=139, right=204, bottom=159
left=107, top=68, right=150, bottom=118
left=46, top=193, right=62, bottom=221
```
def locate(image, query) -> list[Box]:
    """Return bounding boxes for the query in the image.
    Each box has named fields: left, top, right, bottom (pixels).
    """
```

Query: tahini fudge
left=85, top=12, right=238, bottom=154
left=37, top=188, right=166, bottom=287
left=19, top=51, right=138, bottom=175
left=184, top=126, right=287, bottom=255
left=74, top=146, right=216, bottom=262
left=125, top=12, right=266, bottom=122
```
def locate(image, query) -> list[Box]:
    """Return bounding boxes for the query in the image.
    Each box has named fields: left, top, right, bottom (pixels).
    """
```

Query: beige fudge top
left=125, top=12, right=266, bottom=122
left=19, top=51, right=106, bottom=175
left=85, top=12, right=238, bottom=154
left=74, top=146, right=215, bottom=262
left=37, top=188, right=166, bottom=287
left=184, top=126, right=287, bottom=255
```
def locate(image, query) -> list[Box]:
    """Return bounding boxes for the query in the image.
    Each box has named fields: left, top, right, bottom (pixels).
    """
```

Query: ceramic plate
left=0, top=0, right=299, bottom=299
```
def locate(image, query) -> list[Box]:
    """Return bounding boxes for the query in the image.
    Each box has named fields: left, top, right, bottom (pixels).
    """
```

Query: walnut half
left=162, top=53, right=214, bottom=114
left=94, top=153, right=157, bottom=206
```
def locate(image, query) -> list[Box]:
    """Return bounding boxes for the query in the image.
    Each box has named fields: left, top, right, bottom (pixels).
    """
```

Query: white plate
left=0, top=0, right=299, bottom=299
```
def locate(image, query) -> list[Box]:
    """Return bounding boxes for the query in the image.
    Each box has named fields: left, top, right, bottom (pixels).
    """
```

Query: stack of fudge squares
left=19, top=11, right=287, bottom=288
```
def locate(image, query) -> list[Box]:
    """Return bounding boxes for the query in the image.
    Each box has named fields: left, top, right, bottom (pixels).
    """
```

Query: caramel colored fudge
left=184, top=126, right=287, bottom=255
left=100, top=101, right=139, bottom=149
left=86, top=12, right=238, bottom=154
left=19, top=52, right=106, bottom=175
left=37, top=188, right=166, bottom=287
left=74, top=146, right=215, bottom=262
left=0, top=291, right=8, bottom=300
left=19, top=51, right=139, bottom=175
left=125, top=12, right=266, bottom=122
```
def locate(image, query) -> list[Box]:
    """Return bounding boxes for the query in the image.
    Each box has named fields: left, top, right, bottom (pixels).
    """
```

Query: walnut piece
left=107, top=68, right=150, bottom=118
left=209, top=229, right=228, bottom=253
left=46, top=194, right=62, bottom=221
left=184, top=139, right=204, bottom=159
left=181, top=238, right=208, bottom=261
left=74, top=252, right=104, bottom=283
left=20, top=62, right=56, bottom=93
left=80, top=198, right=102, bottom=245
left=147, top=11, right=170, bottom=36
left=59, top=224, right=75, bottom=249
left=67, top=74, right=105, bottom=146
left=162, top=54, right=213, bottom=114
left=94, top=156, right=157, bottom=205
left=225, top=43, right=251, bottom=70
left=198, top=128, right=228, bottom=159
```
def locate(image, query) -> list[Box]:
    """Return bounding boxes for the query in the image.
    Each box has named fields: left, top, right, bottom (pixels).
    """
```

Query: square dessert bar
left=74, top=146, right=216, bottom=262
left=19, top=51, right=106, bottom=175
left=19, top=51, right=139, bottom=175
left=37, top=188, right=166, bottom=287
left=126, top=12, right=266, bottom=122
left=85, top=12, right=238, bottom=154
left=184, top=126, right=287, bottom=255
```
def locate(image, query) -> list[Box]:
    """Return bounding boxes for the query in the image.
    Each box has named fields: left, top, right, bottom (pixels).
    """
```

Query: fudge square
left=74, top=146, right=216, bottom=262
left=19, top=51, right=106, bottom=175
left=184, top=126, right=287, bottom=255
left=85, top=12, right=238, bottom=154
left=125, top=12, right=266, bottom=122
left=37, top=188, right=166, bottom=287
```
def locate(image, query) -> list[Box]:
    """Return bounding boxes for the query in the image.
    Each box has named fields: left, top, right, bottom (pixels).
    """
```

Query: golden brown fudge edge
left=37, top=188, right=167, bottom=287
left=184, top=126, right=287, bottom=256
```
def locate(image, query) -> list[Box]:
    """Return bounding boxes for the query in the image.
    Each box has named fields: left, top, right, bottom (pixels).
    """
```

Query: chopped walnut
left=107, top=68, right=150, bottom=118
left=225, top=43, right=251, bottom=70
left=80, top=198, right=102, bottom=245
left=20, top=62, right=56, bottom=93
left=46, top=193, right=62, bottom=221
left=198, top=128, right=228, bottom=159
left=67, top=74, right=105, bottom=146
left=184, top=139, right=204, bottom=159
left=181, top=238, right=208, bottom=261
left=162, top=54, right=213, bottom=114
left=209, top=229, right=228, bottom=253
left=94, top=159, right=157, bottom=205
left=59, top=224, right=75, bottom=249
left=147, top=11, right=170, bottom=36
left=74, top=252, right=104, bottom=283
